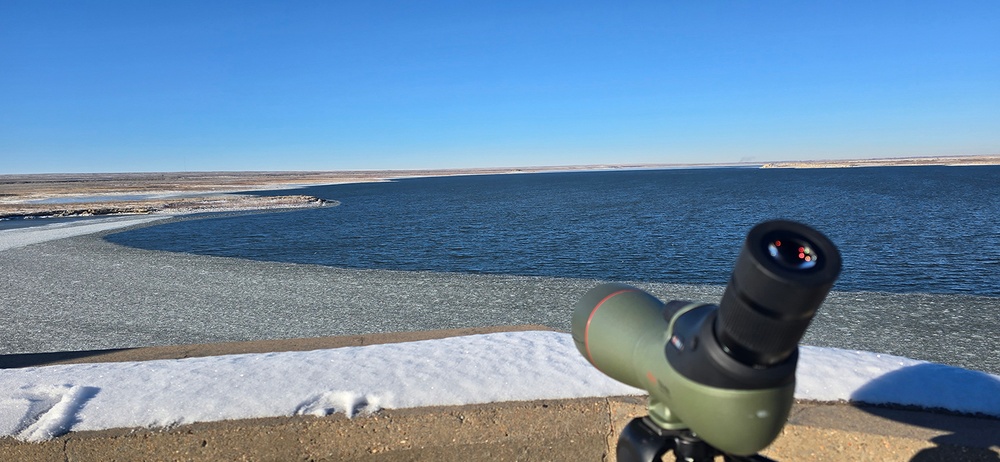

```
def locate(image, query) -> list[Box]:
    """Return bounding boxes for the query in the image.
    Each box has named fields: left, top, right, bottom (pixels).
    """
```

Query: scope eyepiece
left=715, top=220, right=841, bottom=367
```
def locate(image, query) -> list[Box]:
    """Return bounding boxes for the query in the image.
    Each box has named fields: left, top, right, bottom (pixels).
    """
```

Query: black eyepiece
left=715, top=220, right=841, bottom=367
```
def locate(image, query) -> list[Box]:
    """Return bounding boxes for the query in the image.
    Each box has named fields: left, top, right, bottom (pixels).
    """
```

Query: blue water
left=106, top=166, right=1000, bottom=297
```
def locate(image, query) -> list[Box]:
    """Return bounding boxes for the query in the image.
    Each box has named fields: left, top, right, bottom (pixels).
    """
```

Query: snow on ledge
left=1, top=331, right=998, bottom=442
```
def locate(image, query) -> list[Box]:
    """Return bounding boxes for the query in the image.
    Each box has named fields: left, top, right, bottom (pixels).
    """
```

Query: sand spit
left=0, top=194, right=332, bottom=220
left=0, top=169, right=564, bottom=219
left=0, top=168, right=573, bottom=202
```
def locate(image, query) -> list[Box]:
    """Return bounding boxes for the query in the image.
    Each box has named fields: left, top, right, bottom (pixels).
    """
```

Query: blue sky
left=1, top=1, right=998, bottom=173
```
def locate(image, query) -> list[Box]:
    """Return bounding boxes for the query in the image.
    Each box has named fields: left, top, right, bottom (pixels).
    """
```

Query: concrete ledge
left=1, top=398, right=618, bottom=462
left=777, top=402, right=1000, bottom=461
left=2, top=327, right=998, bottom=461
left=2, top=397, right=997, bottom=461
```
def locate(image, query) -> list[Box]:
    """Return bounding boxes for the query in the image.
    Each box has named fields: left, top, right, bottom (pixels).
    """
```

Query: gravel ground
left=2, top=218, right=998, bottom=376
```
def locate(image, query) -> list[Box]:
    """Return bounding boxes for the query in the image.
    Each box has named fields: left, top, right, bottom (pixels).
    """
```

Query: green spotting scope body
left=571, top=220, right=841, bottom=457
left=572, top=284, right=794, bottom=455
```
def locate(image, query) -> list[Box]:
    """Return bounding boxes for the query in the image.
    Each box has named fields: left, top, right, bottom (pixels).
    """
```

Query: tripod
left=617, top=417, right=777, bottom=462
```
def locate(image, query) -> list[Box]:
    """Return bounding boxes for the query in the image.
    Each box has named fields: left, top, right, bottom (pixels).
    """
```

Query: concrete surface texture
left=1, top=397, right=998, bottom=461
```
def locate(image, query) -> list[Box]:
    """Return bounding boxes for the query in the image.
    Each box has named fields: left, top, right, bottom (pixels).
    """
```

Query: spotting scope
left=572, top=220, right=840, bottom=461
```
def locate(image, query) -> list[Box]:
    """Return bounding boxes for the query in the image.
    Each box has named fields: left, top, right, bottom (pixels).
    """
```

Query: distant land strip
left=760, top=154, right=1000, bottom=169
left=2, top=155, right=998, bottom=219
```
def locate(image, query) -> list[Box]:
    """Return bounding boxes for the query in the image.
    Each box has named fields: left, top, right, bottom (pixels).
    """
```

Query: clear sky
left=1, top=1, right=998, bottom=174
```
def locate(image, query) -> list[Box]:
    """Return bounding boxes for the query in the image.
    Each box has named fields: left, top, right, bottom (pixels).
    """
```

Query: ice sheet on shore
left=0, top=331, right=998, bottom=442
left=0, top=216, right=168, bottom=251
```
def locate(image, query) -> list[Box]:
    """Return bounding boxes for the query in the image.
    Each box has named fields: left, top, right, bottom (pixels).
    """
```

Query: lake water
left=100, top=166, right=1000, bottom=374
left=107, top=166, right=1000, bottom=297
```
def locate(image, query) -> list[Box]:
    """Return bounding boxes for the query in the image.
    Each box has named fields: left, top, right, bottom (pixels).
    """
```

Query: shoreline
left=0, top=194, right=333, bottom=220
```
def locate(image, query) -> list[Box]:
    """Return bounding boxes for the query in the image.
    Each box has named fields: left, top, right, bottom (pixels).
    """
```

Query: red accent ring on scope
left=584, top=289, right=637, bottom=367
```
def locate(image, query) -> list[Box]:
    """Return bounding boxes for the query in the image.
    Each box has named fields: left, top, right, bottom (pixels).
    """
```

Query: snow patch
left=0, top=384, right=99, bottom=442
left=1, top=331, right=998, bottom=442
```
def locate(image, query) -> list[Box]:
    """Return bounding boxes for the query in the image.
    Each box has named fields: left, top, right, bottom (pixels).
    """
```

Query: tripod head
left=617, top=416, right=777, bottom=462
left=572, top=220, right=841, bottom=459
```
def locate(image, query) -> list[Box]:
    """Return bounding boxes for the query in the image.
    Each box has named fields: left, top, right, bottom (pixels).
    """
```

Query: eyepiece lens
left=765, top=235, right=819, bottom=270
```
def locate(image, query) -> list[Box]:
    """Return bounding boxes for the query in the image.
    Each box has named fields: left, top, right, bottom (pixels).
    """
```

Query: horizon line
left=3, top=153, right=999, bottom=177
